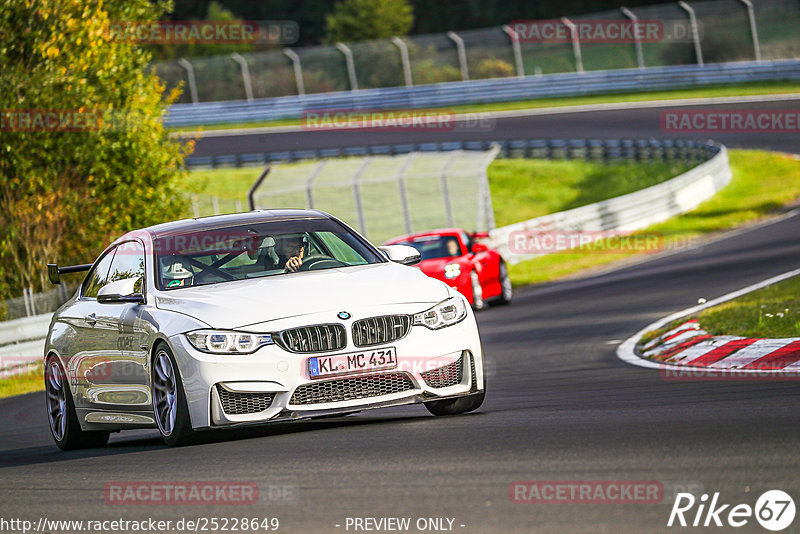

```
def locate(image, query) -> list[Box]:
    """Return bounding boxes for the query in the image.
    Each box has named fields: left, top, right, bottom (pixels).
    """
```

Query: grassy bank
left=169, top=81, right=800, bottom=132
left=0, top=364, right=44, bottom=398
left=697, top=275, right=800, bottom=338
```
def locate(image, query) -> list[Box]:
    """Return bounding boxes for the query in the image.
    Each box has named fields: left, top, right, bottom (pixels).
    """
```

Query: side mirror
left=379, top=245, right=422, bottom=266
left=97, top=278, right=145, bottom=304
left=471, top=243, right=488, bottom=253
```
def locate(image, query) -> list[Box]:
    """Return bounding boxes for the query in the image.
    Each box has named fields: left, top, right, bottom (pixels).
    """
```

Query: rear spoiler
left=47, top=263, right=92, bottom=285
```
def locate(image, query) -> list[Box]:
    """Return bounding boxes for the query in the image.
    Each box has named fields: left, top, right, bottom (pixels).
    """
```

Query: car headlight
left=412, top=297, right=468, bottom=329
left=185, top=330, right=274, bottom=354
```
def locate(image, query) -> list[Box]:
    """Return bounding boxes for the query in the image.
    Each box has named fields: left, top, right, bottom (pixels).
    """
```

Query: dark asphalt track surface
left=190, top=99, right=800, bottom=157
left=1, top=101, right=800, bottom=533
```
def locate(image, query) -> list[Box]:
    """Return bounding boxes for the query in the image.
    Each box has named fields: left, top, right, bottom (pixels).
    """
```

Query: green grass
left=488, top=159, right=692, bottom=227
left=0, top=364, right=44, bottom=399
left=169, top=81, right=800, bottom=132
left=508, top=150, right=800, bottom=285
left=697, top=275, right=800, bottom=338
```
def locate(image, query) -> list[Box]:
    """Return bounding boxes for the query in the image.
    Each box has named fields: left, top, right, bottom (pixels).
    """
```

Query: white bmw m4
left=44, top=210, right=485, bottom=449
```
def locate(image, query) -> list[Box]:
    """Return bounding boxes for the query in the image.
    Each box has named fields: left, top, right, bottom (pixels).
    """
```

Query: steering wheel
left=297, top=255, right=347, bottom=271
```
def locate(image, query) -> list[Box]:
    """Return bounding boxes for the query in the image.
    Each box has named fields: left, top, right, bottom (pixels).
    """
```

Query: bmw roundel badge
left=337, top=311, right=351, bottom=320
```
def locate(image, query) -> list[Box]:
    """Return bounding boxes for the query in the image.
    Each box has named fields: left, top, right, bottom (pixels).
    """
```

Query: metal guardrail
left=166, top=60, right=800, bottom=128
left=186, top=137, right=715, bottom=169
left=487, top=142, right=731, bottom=262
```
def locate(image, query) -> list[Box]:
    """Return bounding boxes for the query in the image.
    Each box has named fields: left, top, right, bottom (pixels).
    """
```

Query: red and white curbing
left=617, top=266, right=800, bottom=373
left=641, top=319, right=800, bottom=371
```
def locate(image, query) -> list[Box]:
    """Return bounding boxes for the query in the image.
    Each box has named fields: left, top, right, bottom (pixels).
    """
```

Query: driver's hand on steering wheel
left=285, top=255, right=303, bottom=272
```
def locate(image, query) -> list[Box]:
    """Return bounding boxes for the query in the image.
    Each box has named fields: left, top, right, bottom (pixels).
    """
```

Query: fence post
left=391, top=37, right=414, bottom=87
left=191, top=195, right=200, bottom=217
left=22, top=288, right=31, bottom=317
left=440, top=152, right=458, bottom=227
left=235, top=200, right=243, bottom=213
left=352, top=158, right=374, bottom=236
left=305, top=160, right=328, bottom=209
left=678, top=1, right=704, bottom=66
left=335, top=43, right=359, bottom=90
left=283, top=48, right=305, bottom=96
left=230, top=52, right=254, bottom=102
left=247, top=165, right=271, bottom=210
left=560, top=18, right=584, bottom=73
left=446, top=31, right=470, bottom=81
left=211, top=196, right=220, bottom=215
left=396, top=153, right=417, bottom=235
left=502, top=25, right=525, bottom=78
left=737, top=0, right=761, bottom=61
left=177, top=58, right=199, bottom=104
left=621, top=7, right=645, bottom=69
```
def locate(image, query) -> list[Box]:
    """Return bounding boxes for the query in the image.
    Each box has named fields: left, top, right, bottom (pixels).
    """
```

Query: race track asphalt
left=1, top=100, right=799, bottom=533
left=190, top=98, right=800, bottom=157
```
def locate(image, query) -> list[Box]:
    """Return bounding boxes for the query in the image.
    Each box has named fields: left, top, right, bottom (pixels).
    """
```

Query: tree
left=0, top=0, right=192, bottom=301
left=325, top=0, right=413, bottom=43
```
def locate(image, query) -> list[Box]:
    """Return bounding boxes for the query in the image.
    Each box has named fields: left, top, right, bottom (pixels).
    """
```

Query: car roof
left=141, top=209, right=331, bottom=239
left=384, top=228, right=464, bottom=243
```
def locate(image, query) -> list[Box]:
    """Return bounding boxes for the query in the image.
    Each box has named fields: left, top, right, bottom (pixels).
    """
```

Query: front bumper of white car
left=168, top=303, right=485, bottom=429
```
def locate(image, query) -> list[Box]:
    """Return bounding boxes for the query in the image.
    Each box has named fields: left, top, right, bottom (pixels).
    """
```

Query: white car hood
left=154, top=262, right=448, bottom=329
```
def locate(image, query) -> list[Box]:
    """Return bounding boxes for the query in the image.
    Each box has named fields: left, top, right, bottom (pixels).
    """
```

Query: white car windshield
left=154, top=219, right=383, bottom=290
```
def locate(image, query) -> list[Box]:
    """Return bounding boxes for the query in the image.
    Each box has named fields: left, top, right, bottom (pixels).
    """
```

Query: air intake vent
left=279, top=324, right=346, bottom=353
left=421, top=355, right=464, bottom=388
left=352, top=315, right=411, bottom=347
left=216, top=385, right=275, bottom=415
left=289, top=373, right=415, bottom=405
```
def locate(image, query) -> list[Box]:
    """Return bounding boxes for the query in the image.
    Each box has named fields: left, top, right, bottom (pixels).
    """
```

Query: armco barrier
left=487, top=143, right=731, bottom=262
left=165, top=60, right=800, bottom=128
left=186, top=137, right=714, bottom=169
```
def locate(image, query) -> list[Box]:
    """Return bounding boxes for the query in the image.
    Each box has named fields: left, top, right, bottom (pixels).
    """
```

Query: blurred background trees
left=0, top=0, right=190, bottom=299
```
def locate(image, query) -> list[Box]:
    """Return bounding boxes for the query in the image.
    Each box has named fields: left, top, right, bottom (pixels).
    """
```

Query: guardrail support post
left=335, top=43, right=359, bottom=90
left=396, top=154, right=417, bottom=235
left=621, top=7, right=645, bottom=69
left=560, top=18, right=584, bottom=74
left=231, top=53, right=254, bottom=102
left=447, top=31, right=470, bottom=81
left=305, top=160, right=328, bottom=209
left=283, top=48, right=305, bottom=96
left=502, top=25, right=525, bottom=78
left=352, top=158, right=374, bottom=236
left=678, top=1, right=704, bottom=66
left=391, top=37, right=414, bottom=87
left=440, top=153, right=458, bottom=227
left=247, top=165, right=271, bottom=211
left=737, top=0, right=761, bottom=61
left=177, top=58, right=199, bottom=104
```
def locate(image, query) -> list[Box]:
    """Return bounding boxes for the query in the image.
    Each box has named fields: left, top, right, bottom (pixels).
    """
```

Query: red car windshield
left=397, top=235, right=462, bottom=260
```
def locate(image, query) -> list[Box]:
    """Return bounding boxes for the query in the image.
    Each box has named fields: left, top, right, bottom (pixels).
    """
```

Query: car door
left=97, top=240, right=151, bottom=408
left=63, top=247, right=118, bottom=411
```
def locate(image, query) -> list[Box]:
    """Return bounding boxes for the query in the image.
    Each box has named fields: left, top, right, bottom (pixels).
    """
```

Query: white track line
left=171, top=92, right=800, bottom=138
left=617, top=266, right=800, bottom=371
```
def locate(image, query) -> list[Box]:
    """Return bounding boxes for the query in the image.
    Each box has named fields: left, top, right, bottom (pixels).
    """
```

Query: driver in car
left=275, top=234, right=305, bottom=272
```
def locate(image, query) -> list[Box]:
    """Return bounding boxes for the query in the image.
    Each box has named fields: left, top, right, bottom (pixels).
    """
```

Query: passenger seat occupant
left=162, top=260, right=194, bottom=288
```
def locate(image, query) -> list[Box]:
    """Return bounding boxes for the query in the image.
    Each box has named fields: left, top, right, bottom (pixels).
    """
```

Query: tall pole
left=447, top=31, right=469, bottom=81
left=678, top=1, right=704, bottom=66
left=502, top=25, right=525, bottom=78
left=737, top=0, right=761, bottom=61
left=621, top=7, right=645, bottom=69
left=230, top=53, right=254, bottom=102
left=335, top=42, right=359, bottom=90
left=560, top=18, right=584, bottom=73
left=283, top=48, right=305, bottom=95
left=177, top=58, right=199, bottom=104
left=391, top=37, right=413, bottom=87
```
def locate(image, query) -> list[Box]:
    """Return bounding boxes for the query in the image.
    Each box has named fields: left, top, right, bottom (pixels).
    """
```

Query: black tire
left=45, top=355, right=110, bottom=451
left=424, top=391, right=485, bottom=416
left=151, top=343, right=195, bottom=447
left=496, top=261, right=513, bottom=305
left=425, top=354, right=486, bottom=416
left=470, top=270, right=487, bottom=311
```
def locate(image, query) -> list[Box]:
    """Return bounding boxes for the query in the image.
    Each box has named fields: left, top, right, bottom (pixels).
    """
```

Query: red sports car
left=384, top=229, right=512, bottom=310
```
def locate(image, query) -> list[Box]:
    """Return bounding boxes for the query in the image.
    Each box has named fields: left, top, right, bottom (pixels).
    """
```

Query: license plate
left=308, top=347, right=397, bottom=379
